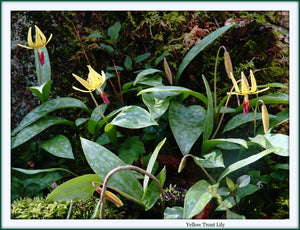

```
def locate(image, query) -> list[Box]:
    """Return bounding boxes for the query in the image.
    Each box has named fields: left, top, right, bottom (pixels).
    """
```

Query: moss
left=11, top=197, right=125, bottom=219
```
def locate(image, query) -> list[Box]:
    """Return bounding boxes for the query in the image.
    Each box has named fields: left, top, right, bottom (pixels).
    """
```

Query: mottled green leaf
left=11, top=116, right=74, bottom=149
left=124, top=55, right=132, bottom=69
left=80, top=138, right=143, bottom=201
left=41, top=135, right=74, bottom=159
left=142, top=93, right=170, bottom=119
left=138, top=86, right=208, bottom=105
left=169, top=101, right=206, bottom=155
left=135, top=52, right=151, bottom=63
left=142, top=166, right=166, bottom=211
left=164, top=207, right=184, bottom=219
left=202, top=75, right=214, bottom=141
left=194, top=149, right=225, bottom=168
left=12, top=97, right=90, bottom=134
left=27, top=79, right=52, bottom=103
left=202, top=138, right=248, bottom=154
left=107, top=21, right=121, bottom=42
left=217, top=147, right=279, bottom=183
left=110, top=106, right=158, bottom=129
left=183, top=180, right=214, bottom=219
left=133, top=69, right=162, bottom=85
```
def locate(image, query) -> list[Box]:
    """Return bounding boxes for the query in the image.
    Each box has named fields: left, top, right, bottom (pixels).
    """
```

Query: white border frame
left=2, top=1, right=298, bottom=229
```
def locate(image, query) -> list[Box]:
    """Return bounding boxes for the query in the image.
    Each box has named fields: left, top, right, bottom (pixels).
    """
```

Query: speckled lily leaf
left=142, top=93, right=170, bottom=119
left=183, top=180, right=214, bottom=219
left=41, top=135, right=74, bottom=159
left=169, top=101, right=206, bottom=155
left=80, top=138, right=143, bottom=202
left=133, top=68, right=162, bottom=85
left=110, top=106, right=158, bottom=129
left=202, top=138, right=248, bottom=154
left=12, top=97, right=90, bottom=134
left=11, top=116, right=74, bottom=149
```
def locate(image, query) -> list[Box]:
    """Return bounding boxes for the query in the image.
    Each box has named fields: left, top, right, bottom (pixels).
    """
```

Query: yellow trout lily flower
left=228, top=70, right=269, bottom=114
left=72, top=65, right=109, bottom=104
left=18, top=25, right=52, bottom=51
left=18, top=25, right=52, bottom=66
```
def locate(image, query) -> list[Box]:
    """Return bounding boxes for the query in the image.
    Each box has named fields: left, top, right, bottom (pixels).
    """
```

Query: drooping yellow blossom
left=18, top=25, right=52, bottom=66
left=72, top=65, right=109, bottom=104
left=18, top=25, right=52, bottom=52
left=228, top=70, right=269, bottom=114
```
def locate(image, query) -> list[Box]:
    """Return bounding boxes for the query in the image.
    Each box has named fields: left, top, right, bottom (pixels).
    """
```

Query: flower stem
left=89, top=91, right=108, bottom=124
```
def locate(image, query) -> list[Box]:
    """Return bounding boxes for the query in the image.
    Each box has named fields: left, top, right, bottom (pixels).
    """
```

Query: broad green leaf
left=11, top=116, right=74, bottom=149
left=133, top=69, right=162, bottom=85
left=194, top=149, right=225, bottom=168
left=11, top=167, right=70, bottom=201
left=34, top=46, right=51, bottom=85
left=105, top=123, right=118, bottom=147
left=99, top=43, right=116, bottom=55
left=264, top=133, right=289, bottom=156
left=142, top=166, right=166, bottom=211
left=138, top=86, right=208, bottom=105
left=143, top=138, right=166, bottom=191
left=142, top=93, right=170, bottom=119
left=236, top=175, right=251, bottom=188
left=80, top=138, right=143, bottom=201
left=202, top=75, right=214, bottom=141
left=124, top=55, right=132, bottom=69
left=164, top=206, right=183, bottom=219
left=249, top=133, right=289, bottom=157
left=96, top=132, right=123, bottom=145
left=217, top=147, right=279, bottom=183
left=118, top=136, right=145, bottom=164
left=12, top=97, right=90, bottom=134
left=202, top=138, right=248, bottom=154
left=259, top=82, right=288, bottom=89
left=75, top=118, right=89, bottom=126
left=155, top=51, right=169, bottom=66
left=91, top=104, right=108, bottom=122
left=222, top=112, right=276, bottom=134
left=216, top=184, right=260, bottom=211
left=175, top=24, right=235, bottom=84
left=110, top=106, right=158, bottom=129
left=47, top=174, right=102, bottom=201
left=27, top=79, right=52, bottom=103
left=135, top=52, right=151, bottom=63
left=136, top=75, right=163, bottom=87
left=107, top=21, right=121, bottom=42
left=169, top=101, right=206, bottom=155
left=89, top=33, right=103, bottom=38
left=183, top=180, right=214, bottom=219
left=41, top=135, right=74, bottom=159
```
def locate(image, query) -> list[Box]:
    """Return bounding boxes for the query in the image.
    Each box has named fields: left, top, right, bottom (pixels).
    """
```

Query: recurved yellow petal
left=241, top=72, right=249, bottom=94
left=27, top=26, right=34, bottom=48
left=229, top=72, right=241, bottom=93
left=72, top=73, right=93, bottom=91
left=249, top=70, right=257, bottom=93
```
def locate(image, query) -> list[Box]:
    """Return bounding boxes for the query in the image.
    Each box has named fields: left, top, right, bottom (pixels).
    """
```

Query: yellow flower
left=72, top=65, right=109, bottom=104
left=228, top=70, right=269, bottom=114
left=18, top=25, right=52, bottom=53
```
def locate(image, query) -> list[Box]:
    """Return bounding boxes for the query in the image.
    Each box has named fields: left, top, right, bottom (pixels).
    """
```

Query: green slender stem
left=253, top=99, right=264, bottom=137
left=214, top=46, right=222, bottom=110
left=38, top=56, right=42, bottom=85
left=182, top=154, right=216, bottom=184
left=211, top=85, right=235, bottom=139
left=89, top=92, right=108, bottom=124
left=99, top=165, right=165, bottom=219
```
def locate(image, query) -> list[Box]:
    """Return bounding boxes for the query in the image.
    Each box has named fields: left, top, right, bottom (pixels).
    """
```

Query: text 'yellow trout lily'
left=72, top=65, right=109, bottom=104
left=228, top=70, right=269, bottom=114
left=18, top=25, right=52, bottom=66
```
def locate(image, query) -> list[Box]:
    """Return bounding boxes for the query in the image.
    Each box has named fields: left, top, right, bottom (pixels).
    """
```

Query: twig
left=66, top=200, right=74, bottom=219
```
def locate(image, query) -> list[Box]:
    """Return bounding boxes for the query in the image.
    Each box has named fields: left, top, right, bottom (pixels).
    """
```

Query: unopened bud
left=95, top=186, right=123, bottom=207
left=224, top=50, right=233, bottom=79
left=164, top=58, right=173, bottom=85
left=261, top=103, right=269, bottom=133
left=178, top=157, right=187, bottom=173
